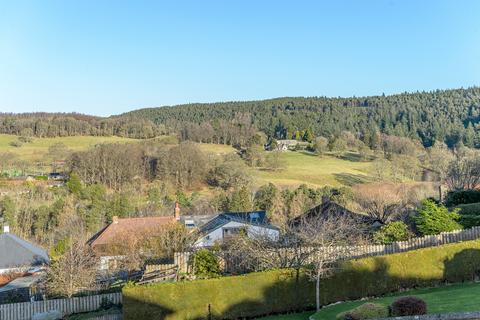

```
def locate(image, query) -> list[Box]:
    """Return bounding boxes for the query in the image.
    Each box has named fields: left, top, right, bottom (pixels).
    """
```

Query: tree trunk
left=316, top=273, right=321, bottom=312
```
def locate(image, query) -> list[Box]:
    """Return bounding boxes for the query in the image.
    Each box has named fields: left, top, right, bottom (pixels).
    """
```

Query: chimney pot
left=3, top=225, right=10, bottom=233
left=174, top=202, right=181, bottom=220
left=112, top=216, right=119, bottom=224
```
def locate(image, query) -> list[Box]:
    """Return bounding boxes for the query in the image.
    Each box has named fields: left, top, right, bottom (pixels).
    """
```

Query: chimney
left=112, top=216, right=119, bottom=224
left=174, top=202, right=181, bottom=220
left=3, top=225, right=10, bottom=233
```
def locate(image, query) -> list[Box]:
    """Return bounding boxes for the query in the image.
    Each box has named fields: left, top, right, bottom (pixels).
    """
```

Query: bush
left=374, top=222, right=410, bottom=244
left=415, top=199, right=462, bottom=235
left=337, top=303, right=388, bottom=320
left=191, top=249, right=221, bottom=278
left=456, top=202, right=480, bottom=216
left=390, top=296, right=427, bottom=316
left=446, top=190, right=480, bottom=207
left=123, top=269, right=315, bottom=320
left=459, top=215, right=480, bottom=228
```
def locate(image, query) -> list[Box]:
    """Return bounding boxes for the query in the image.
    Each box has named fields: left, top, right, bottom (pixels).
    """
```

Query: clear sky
left=1, top=0, right=480, bottom=116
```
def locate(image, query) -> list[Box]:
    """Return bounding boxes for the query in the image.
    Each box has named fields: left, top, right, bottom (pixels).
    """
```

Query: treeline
left=124, top=87, right=480, bottom=148
left=0, top=113, right=162, bottom=139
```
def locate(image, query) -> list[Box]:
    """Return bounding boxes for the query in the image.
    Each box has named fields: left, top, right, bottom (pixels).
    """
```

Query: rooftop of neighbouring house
left=198, top=210, right=278, bottom=235
left=87, top=215, right=177, bottom=248
left=0, top=231, right=49, bottom=270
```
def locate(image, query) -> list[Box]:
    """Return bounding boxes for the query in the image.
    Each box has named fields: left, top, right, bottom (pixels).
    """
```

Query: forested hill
left=2, top=87, right=480, bottom=147
left=121, top=87, right=480, bottom=147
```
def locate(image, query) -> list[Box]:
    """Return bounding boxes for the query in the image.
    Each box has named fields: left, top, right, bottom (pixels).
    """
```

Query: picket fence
left=168, top=226, right=480, bottom=273
left=0, top=292, right=122, bottom=320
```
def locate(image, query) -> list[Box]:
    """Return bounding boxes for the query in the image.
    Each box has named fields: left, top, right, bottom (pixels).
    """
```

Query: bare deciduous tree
left=46, top=239, right=98, bottom=298
left=445, top=151, right=480, bottom=190
left=354, top=183, right=406, bottom=223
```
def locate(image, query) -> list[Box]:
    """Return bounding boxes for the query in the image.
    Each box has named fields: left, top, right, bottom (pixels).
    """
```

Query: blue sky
left=1, top=0, right=480, bottom=116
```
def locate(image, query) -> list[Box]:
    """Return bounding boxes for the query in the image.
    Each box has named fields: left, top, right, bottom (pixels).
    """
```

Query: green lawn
left=254, top=151, right=373, bottom=188
left=257, top=282, right=480, bottom=320
left=257, top=311, right=314, bottom=320
left=311, top=282, right=480, bottom=320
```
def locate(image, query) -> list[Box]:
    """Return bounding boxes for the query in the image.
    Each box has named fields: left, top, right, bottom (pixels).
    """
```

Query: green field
left=254, top=151, right=373, bottom=188
left=0, top=134, right=375, bottom=188
left=0, top=134, right=137, bottom=162
left=257, top=282, right=480, bottom=320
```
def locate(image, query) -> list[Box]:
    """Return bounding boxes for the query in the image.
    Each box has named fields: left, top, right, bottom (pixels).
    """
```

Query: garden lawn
left=257, top=311, right=314, bottom=320
left=311, top=282, right=480, bottom=320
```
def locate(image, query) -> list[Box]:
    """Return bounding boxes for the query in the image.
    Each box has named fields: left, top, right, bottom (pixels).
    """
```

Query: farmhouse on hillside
left=193, top=211, right=279, bottom=247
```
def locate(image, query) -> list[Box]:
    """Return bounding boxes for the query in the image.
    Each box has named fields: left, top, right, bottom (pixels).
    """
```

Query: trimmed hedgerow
left=123, top=239, right=480, bottom=320
left=390, top=296, right=427, bottom=316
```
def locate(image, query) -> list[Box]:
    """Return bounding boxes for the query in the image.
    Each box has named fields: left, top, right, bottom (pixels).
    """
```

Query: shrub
left=390, top=296, right=427, bottom=316
left=9, top=140, right=23, bottom=148
left=338, top=303, right=388, bottom=320
left=456, top=202, right=480, bottom=216
left=446, top=190, right=480, bottom=207
left=191, top=249, right=221, bottom=278
left=415, top=199, right=462, bottom=235
left=374, top=222, right=410, bottom=244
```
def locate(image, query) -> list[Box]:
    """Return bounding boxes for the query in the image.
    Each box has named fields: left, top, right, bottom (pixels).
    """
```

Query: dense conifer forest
left=2, top=87, right=480, bottom=147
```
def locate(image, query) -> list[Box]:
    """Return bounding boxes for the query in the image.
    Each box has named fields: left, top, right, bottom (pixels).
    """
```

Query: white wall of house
left=194, top=221, right=279, bottom=247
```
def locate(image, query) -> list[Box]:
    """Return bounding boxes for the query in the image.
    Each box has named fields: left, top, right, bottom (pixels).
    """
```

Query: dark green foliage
left=446, top=190, right=480, bottom=207
left=191, top=249, right=221, bottom=279
left=415, top=199, right=462, bottom=235
left=373, top=222, right=410, bottom=244
left=456, top=202, right=480, bottom=228
left=67, top=173, right=82, bottom=195
left=123, top=87, right=480, bottom=148
left=337, top=303, right=388, bottom=320
left=390, top=297, right=427, bottom=316
left=123, top=240, right=480, bottom=320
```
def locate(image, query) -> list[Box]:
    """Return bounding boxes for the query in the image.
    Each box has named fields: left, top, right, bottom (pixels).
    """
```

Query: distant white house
left=193, top=211, right=279, bottom=247
left=266, top=139, right=298, bottom=151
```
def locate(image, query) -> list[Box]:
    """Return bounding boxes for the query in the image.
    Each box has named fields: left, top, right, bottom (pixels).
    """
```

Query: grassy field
left=254, top=151, right=373, bottom=188
left=0, top=134, right=375, bottom=188
left=0, top=134, right=137, bottom=162
left=257, top=282, right=480, bottom=320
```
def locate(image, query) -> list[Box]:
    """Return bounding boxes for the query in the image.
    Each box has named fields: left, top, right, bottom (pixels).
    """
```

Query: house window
left=222, top=227, right=246, bottom=238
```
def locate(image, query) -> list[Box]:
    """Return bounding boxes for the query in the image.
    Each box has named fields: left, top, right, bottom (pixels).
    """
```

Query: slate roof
left=198, top=211, right=278, bottom=235
left=0, top=233, right=49, bottom=269
left=291, top=199, right=379, bottom=226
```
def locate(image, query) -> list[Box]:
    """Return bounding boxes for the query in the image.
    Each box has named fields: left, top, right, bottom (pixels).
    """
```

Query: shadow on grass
left=333, top=173, right=373, bottom=186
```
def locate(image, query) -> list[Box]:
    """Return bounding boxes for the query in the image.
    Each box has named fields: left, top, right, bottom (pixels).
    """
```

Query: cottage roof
left=198, top=211, right=278, bottom=235
left=0, top=233, right=49, bottom=269
left=87, top=215, right=176, bottom=248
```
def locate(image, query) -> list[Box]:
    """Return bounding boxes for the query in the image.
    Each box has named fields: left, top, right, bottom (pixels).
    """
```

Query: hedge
left=123, top=240, right=480, bottom=320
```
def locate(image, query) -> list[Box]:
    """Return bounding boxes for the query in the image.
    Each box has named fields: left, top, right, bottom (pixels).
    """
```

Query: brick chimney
left=112, top=216, right=119, bottom=224
left=174, top=202, right=181, bottom=220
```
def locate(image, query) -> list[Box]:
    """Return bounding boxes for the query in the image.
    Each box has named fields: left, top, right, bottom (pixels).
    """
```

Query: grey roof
left=0, top=273, right=46, bottom=293
left=198, top=211, right=278, bottom=235
left=180, top=214, right=217, bottom=228
left=0, top=233, right=49, bottom=269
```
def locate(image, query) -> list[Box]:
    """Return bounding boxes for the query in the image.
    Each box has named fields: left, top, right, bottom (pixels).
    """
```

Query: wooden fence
left=0, top=292, right=122, bottom=320
left=169, top=226, right=480, bottom=274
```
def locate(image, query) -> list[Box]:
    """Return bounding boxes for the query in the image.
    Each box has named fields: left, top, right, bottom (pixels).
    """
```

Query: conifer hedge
left=123, top=240, right=480, bottom=320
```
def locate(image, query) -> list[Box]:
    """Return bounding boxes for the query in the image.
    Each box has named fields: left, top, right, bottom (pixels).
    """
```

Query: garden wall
left=123, top=239, right=480, bottom=320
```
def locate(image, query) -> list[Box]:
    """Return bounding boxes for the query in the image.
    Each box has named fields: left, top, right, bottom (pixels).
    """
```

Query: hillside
left=2, top=87, right=480, bottom=148
left=121, top=87, right=480, bottom=148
